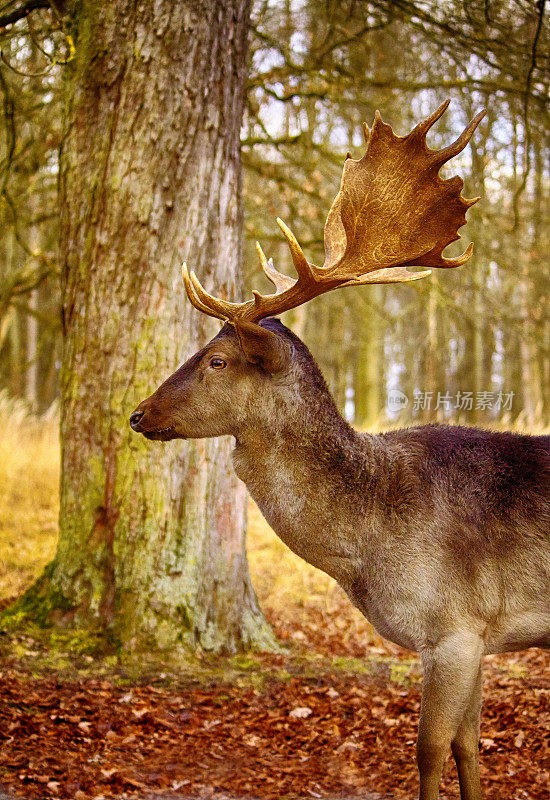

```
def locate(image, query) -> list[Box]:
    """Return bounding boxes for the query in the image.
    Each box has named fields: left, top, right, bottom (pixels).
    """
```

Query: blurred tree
left=243, top=0, right=548, bottom=427
left=2, top=0, right=276, bottom=656
left=0, top=3, right=63, bottom=410
left=2, top=1, right=548, bottom=428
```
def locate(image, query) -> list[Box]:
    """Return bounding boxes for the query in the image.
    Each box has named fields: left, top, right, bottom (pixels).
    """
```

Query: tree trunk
left=25, top=289, right=38, bottom=412
left=424, top=274, right=438, bottom=423
left=354, top=289, right=381, bottom=428
left=6, top=0, right=275, bottom=657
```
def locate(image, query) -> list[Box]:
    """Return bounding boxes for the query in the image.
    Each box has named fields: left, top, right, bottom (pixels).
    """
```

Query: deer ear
left=234, top=320, right=291, bottom=374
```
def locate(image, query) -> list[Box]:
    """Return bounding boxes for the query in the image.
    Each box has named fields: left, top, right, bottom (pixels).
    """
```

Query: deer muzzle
left=129, top=398, right=180, bottom=441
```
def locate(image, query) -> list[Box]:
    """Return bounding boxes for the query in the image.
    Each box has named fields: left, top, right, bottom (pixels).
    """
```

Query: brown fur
left=131, top=318, right=549, bottom=800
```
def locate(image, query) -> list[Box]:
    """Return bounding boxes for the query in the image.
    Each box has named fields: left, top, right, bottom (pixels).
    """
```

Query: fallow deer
left=130, top=101, right=550, bottom=800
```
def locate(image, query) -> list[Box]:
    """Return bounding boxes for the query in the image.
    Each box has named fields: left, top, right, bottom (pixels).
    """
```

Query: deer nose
left=129, top=409, right=145, bottom=430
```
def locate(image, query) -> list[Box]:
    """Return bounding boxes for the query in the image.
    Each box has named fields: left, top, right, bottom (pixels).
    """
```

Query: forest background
left=1, top=0, right=548, bottom=430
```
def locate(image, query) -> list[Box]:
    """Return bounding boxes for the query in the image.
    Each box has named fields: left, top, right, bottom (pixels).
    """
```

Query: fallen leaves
left=0, top=647, right=547, bottom=800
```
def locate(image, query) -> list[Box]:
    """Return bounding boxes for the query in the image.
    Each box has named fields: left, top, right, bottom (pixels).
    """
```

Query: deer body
left=236, top=426, right=550, bottom=655
left=230, top=325, right=549, bottom=658
left=130, top=104, right=549, bottom=799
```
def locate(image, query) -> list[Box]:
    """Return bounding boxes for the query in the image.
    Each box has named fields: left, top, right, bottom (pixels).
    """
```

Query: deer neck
left=232, top=390, right=375, bottom=584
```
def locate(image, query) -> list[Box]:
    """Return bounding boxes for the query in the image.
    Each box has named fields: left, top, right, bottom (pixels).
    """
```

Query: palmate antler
left=182, top=100, right=485, bottom=324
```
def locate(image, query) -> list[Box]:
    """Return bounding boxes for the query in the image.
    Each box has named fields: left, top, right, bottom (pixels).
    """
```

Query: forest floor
left=0, top=407, right=548, bottom=800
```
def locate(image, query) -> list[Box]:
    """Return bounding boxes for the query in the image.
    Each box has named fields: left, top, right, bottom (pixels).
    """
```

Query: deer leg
left=451, top=665, right=483, bottom=800
left=417, top=632, right=484, bottom=800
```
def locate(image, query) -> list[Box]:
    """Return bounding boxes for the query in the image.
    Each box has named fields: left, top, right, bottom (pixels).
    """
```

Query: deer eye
left=209, top=357, right=226, bottom=370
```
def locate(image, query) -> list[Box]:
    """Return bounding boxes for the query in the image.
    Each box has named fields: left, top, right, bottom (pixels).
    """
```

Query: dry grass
left=0, top=393, right=59, bottom=601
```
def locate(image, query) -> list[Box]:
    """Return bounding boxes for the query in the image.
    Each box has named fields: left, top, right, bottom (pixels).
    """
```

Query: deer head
left=130, top=100, right=484, bottom=440
left=129, top=318, right=295, bottom=441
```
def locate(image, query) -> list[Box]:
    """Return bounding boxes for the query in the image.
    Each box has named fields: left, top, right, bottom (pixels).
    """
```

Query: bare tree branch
left=0, top=0, right=49, bottom=29
left=0, top=64, right=15, bottom=195
left=511, top=0, right=547, bottom=229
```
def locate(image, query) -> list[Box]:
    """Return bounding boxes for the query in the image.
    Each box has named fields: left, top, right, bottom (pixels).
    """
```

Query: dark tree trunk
left=6, top=0, right=275, bottom=657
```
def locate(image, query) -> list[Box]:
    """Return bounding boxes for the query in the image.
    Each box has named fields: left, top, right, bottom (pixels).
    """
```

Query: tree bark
left=354, top=289, right=381, bottom=428
left=7, top=0, right=276, bottom=656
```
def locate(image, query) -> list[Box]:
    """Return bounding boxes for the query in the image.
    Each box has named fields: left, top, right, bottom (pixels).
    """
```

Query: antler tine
left=341, top=266, right=431, bottom=286
left=182, top=263, right=224, bottom=319
left=412, top=99, right=451, bottom=139
left=188, top=268, right=246, bottom=322
left=433, top=108, right=486, bottom=166
left=437, top=241, right=475, bottom=268
left=276, top=218, right=317, bottom=282
left=255, top=240, right=270, bottom=276
left=255, top=241, right=296, bottom=293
